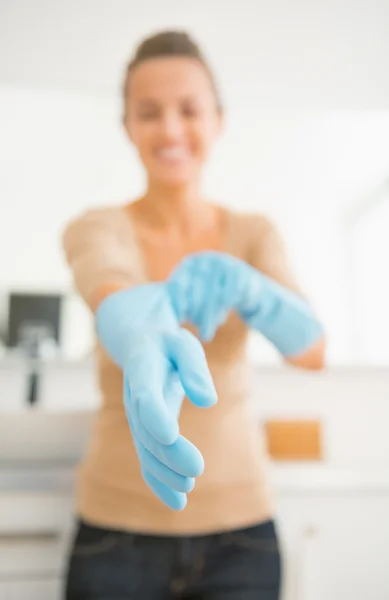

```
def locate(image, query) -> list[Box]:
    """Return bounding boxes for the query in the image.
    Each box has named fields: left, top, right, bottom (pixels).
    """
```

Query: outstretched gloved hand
left=96, top=284, right=217, bottom=510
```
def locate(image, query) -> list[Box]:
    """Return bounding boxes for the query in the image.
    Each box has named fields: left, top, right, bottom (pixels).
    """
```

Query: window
left=345, top=179, right=389, bottom=364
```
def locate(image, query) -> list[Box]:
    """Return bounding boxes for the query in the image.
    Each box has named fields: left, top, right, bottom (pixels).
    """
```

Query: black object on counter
left=6, top=293, right=62, bottom=349
left=5, top=292, right=63, bottom=406
left=27, top=371, right=39, bottom=406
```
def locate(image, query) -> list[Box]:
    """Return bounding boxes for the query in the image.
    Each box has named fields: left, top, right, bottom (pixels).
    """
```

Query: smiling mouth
left=155, top=146, right=191, bottom=164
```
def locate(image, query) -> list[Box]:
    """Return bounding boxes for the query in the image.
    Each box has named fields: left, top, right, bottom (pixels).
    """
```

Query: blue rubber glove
left=96, top=284, right=217, bottom=510
left=168, top=251, right=323, bottom=357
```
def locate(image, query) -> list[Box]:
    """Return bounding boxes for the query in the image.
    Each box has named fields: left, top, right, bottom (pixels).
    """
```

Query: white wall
left=1, top=83, right=389, bottom=362
left=346, top=197, right=389, bottom=364
left=1, top=0, right=389, bottom=363
left=1, top=0, right=389, bottom=107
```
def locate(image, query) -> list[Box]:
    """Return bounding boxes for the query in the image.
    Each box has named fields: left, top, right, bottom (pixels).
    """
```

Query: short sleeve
left=62, top=208, right=140, bottom=309
left=247, top=214, right=302, bottom=294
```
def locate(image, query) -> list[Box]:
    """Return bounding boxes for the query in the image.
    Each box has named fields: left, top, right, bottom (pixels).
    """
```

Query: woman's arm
left=62, top=207, right=217, bottom=511
left=62, top=208, right=138, bottom=312
left=286, top=337, right=326, bottom=370
left=248, top=214, right=326, bottom=371
left=90, top=283, right=130, bottom=313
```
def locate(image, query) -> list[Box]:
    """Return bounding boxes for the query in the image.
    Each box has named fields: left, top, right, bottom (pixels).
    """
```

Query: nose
left=159, top=110, right=185, bottom=140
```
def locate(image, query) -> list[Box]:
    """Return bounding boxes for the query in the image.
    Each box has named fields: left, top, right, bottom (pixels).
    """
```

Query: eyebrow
left=135, top=95, right=199, bottom=106
left=135, top=99, right=159, bottom=107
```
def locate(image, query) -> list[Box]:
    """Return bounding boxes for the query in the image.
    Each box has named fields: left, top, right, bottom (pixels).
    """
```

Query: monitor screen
left=6, top=292, right=63, bottom=349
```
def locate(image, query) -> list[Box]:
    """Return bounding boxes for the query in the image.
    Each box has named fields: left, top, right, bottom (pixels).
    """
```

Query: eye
left=181, top=102, right=201, bottom=118
left=138, top=110, right=159, bottom=121
left=137, top=103, right=160, bottom=120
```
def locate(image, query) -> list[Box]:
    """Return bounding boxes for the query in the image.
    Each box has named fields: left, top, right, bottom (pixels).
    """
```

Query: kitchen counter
left=2, top=463, right=389, bottom=494
left=1, top=361, right=389, bottom=488
left=1, top=357, right=389, bottom=412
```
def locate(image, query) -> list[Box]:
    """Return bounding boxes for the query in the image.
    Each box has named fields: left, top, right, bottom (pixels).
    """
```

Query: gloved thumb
left=165, top=329, right=218, bottom=409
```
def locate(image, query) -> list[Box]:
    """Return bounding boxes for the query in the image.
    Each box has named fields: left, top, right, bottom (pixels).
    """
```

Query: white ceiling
left=1, top=0, right=389, bottom=107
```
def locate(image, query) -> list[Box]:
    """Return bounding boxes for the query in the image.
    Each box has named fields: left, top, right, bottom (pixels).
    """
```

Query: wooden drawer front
left=265, top=420, right=323, bottom=460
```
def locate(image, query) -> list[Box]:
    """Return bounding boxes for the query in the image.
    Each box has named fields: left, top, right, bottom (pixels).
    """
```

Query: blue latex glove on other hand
left=96, top=284, right=217, bottom=510
left=168, top=251, right=323, bottom=357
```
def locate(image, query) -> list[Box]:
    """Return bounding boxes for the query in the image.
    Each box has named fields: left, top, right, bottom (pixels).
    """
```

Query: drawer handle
left=0, top=531, right=61, bottom=542
left=305, top=525, right=318, bottom=538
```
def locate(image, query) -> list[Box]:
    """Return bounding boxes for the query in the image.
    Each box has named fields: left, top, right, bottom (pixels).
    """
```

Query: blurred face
left=124, top=57, right=222, bottom=186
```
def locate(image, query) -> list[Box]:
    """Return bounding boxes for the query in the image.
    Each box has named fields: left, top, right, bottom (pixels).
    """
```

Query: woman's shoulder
left=226, top=207, right=280, bottom=240
left=61, top=203, right=136, bottom=259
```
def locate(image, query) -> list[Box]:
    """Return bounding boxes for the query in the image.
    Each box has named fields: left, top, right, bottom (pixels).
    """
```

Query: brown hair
left=122, top=30, right=222, bottom=116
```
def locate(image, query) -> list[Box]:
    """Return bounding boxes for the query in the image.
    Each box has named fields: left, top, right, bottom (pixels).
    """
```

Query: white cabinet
left=1, top=580, right=61, bottom=600
left=0, top=492, right=74, bottom=600
left=276, top=494, right=389, bottom=600
left=0, top=585, right=8, bottom=600
left=0, top=533, right=64, bottom=578
left=1, top=469, right=389, bottom=600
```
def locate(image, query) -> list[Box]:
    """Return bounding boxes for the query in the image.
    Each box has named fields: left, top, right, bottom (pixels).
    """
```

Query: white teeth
left=157, top=147, right=189, bottom=160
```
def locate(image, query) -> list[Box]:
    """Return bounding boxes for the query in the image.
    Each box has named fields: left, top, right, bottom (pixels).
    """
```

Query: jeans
left=65, top=518, right=281, bottom=599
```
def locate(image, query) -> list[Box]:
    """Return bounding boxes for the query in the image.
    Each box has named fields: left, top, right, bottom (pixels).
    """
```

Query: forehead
left=128, top=57, right=214, bottom=102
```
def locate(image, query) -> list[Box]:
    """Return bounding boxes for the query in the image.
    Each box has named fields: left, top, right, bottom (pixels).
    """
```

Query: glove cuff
left=96, top=283, right=179, bottom=368
left=242, top=275, right=324, bottom=357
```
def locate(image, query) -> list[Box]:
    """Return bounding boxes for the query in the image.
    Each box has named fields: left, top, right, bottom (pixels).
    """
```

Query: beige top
left=62, top=205, right=300, bottom=535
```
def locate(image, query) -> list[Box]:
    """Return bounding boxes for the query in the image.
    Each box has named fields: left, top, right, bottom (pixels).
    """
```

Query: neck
left=139, top=179, right=213, bottom=232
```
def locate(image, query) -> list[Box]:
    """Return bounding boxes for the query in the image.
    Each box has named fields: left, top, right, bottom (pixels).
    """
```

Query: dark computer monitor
left=6, top=292, right=63, bottom=349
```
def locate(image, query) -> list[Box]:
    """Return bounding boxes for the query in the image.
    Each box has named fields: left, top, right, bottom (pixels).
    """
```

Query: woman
left=63, top=30, right=325, bottom=600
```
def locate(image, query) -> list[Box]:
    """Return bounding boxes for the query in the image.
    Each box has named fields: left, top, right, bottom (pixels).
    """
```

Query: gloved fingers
left=211, top=305, right=230, bottom=337
left=166, top=274, right=190, bottom=324
left=215, top=268, right=239, bottom=321
left=238, top=265, right=263, bottom=315
left=131, top=398, right=204, bottom=477
left=124, top=385, right=196, bottom=492
left=192, top=254, right=233, bottom=341
left=168, top=256, right=211, bottom=333
left=168, top=256, right=202, bottom=325
left=141, top=430, right=204, bottom=478
left=126, top=339, right=179, bottom=445
left=210, top=252, right=248, bottom=305
left=138, top=444, right=195, bottom=493
left=208, top=256, right=242, bottom=330
left=155, top=434, right=204, bottom=477
left=166, top=329, right=218, bottom=408
left=188, top=260, right=211, bottom=332
left=142, top=469, right=187, bottom=511
left=183, top=259, right=208, bottom=331
left=199, top=264, right=226, bottom=342
left=173, top=253, right=237, bottom=340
